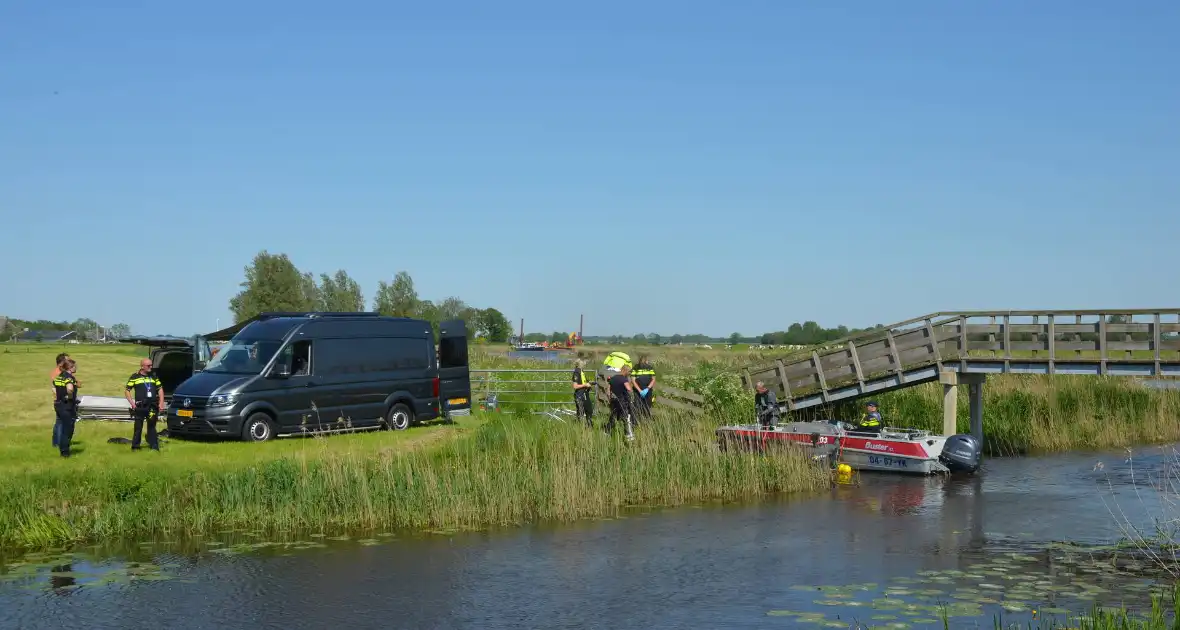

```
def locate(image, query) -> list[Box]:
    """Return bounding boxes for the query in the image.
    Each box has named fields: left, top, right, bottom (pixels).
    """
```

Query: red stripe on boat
left=723, top=430, right=932, bottom=458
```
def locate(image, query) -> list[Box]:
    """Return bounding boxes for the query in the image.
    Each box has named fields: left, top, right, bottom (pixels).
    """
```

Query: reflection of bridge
left=738, top=310, right=1180, bottom=444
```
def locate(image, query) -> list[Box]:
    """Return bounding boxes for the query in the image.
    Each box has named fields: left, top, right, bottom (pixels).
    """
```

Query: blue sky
left=2, top=1, right=1177, bottom=338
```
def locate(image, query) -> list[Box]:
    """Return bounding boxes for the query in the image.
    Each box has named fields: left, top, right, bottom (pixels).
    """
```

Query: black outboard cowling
left=939, top=434, right=982, bottom=474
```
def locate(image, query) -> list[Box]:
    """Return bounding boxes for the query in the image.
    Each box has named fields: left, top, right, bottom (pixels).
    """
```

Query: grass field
left=0, top=343, right=829, bottom=551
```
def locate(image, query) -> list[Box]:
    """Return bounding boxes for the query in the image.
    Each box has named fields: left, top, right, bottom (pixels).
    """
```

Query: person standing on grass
left=571, top=359, right=595, bottom=427
left=51, top=353, right=70, bottom=448
left=606, top=364, right=636, bottom=442
left=125, top=358, right=166, bottom=451
left=52, top=359, right=79, bottom=458
left=631, top=356, right=656, bottom=423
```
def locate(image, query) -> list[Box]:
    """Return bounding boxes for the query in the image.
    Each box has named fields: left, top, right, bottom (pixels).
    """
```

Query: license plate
left=448, top=397, right=468, bottom=406
left=177, top=409, right=193, bottom=418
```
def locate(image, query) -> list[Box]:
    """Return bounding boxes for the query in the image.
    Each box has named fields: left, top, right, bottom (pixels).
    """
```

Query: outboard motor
left=938, top=434, right=983, bottom=474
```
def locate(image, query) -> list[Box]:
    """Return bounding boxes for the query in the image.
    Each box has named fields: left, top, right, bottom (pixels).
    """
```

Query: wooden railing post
left=884, top=328, right=905, bottom=383
left=1154, top=312, right=1162, bottom=376
left=774, top=359, right=793, bottom=402
left=958, top=315, right=968, bottom=371
left=811, top=351, right=829, bottom=402
left=1002, top=314, right=1011, bottom=372
left=1047, top=314, right=1055, bottom=375
left=1098, top=314, right=1108, bottom=375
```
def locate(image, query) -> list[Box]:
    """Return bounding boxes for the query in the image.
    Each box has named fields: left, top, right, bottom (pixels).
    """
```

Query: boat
left=512, top=342, right=548, bottom=351
left=715, top=419, right=982, bottom=475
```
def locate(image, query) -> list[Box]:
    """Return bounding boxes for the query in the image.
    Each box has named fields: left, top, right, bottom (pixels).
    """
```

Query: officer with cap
left=857, top=400, right=883, bottom=433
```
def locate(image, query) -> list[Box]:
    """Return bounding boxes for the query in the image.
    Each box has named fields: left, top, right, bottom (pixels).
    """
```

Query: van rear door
left=437, top=320, right=472, bottom=417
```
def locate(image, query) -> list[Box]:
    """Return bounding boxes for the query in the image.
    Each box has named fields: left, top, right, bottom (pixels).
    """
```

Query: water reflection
left=1, top=445, right=1176, bottom=629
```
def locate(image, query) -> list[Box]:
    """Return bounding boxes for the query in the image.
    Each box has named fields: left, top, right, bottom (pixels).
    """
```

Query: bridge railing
left=739, top=310, right=1180, bottom=403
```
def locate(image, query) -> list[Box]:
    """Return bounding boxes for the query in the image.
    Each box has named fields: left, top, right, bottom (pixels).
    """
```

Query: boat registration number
left=448, top=398, right=468, bottom=406
left=177, top=409, right=193, bottom=418
left=868, top=454, right=908, bottom=468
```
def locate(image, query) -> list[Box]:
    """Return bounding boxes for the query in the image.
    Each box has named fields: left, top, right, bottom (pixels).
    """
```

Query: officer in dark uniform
left=571, top=360, right=595, bottom=427
left=52, top=359, right=79, bottom=457
left=606, top=364, right=636, bottom=441
left=124, top=358, right=166, bottom=451
left=631, top=356, right=656, bottom=423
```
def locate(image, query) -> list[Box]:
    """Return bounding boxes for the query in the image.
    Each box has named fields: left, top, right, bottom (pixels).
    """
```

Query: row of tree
left=227, top=251, right=515, bottom=342
left=578, top=323, right=884, bottom=346
left=1, top=317, right=132, bottom=341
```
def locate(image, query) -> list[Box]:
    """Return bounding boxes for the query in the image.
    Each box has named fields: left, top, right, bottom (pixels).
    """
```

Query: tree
left=729, top=332, right=742, bottom=344
left=670, top=334, right=683, bottom=345
left=549, top=331, right=568, bottom=343
left=475, top=308, right=512, bottom=342
left=373, top=271, right=420, bottom=317
left=647, top=333, right=661, bottom=345
left=108, top=323, right=132, bottom=340
left=318, top=270, right=365, bottom=312
left=300, top=273, right=320, bottom=312
left=228, top=251, right=316, bottom=323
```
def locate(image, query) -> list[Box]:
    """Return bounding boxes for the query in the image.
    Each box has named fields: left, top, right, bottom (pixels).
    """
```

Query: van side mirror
left=271, top=364, right=291, bottom=379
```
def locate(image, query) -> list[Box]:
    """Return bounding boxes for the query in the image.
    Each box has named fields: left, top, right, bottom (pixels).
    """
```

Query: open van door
left=437, top=319, right=472, bottom=419
left=193, top=334, right=212, bottom=372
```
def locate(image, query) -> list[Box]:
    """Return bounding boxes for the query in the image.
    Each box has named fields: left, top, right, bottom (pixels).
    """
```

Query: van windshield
left=203, top=339, right=282, bottom=374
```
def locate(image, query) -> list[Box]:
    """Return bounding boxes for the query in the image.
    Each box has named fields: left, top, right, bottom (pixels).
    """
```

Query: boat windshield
left=202, top=338, right=283, bottom=375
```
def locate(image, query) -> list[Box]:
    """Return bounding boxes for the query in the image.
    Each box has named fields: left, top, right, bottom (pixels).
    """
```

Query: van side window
left=315, top=338, right=431, bottom=375
left=291, top=341, right=311, bottom=376
left=439, top=337, right=468, bottom=369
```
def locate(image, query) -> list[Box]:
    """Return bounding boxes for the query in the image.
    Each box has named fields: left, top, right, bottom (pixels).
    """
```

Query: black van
left=165, top=312, right=471, bottom=442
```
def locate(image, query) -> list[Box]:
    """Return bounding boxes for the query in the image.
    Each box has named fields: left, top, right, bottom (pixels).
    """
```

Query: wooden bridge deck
left=738, top=310, right=1180, bottom=412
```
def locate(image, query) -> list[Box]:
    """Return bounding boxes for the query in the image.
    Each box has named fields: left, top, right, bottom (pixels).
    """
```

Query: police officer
left=571, top=359, right=595, bottom=427
left=754, top=381, right=780, bottom=429
left=125, top=358, right=166, bottom=451
left=606, top=364, right=636, bottom=441
left=857, top=400, right=883, bottom=433
left=52, top=358, right=79, bottom=458
left=631, top=356, right=656, bottom=422
left=602, top=350, right=632, bottom=374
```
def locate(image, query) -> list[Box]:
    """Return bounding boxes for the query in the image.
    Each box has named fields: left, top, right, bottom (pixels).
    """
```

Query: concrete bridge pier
left=939, top=370, right=986, bottom=444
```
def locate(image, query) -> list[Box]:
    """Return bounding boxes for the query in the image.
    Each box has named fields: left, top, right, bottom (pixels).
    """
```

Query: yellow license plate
left=177, top=409, right=194, bottom=418
left=448, top=398, right=468, bottom=405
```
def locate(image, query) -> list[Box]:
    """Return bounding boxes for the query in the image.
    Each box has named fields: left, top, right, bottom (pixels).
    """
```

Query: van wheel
left=242, top=413, right=276, bottom=442
left=385, top=403, right=413, bottom=431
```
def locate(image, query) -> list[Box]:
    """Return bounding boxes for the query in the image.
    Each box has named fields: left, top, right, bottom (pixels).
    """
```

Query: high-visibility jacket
left=603, top=351, right=632, bottom=371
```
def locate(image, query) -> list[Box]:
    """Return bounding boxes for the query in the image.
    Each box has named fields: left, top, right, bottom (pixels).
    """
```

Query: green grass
left=0, top=343, right=829, bottom=551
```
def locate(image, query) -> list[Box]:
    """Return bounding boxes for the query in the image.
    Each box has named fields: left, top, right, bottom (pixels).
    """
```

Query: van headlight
left=209, top=393, right=239, bottom=407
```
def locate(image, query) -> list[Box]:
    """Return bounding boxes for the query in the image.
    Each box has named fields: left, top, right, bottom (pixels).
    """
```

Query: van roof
left=206, top=312, right=427, bottom=341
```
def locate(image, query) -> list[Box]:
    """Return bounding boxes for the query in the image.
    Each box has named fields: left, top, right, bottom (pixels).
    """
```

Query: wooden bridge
left=738, top=309, right=1180, bottom=443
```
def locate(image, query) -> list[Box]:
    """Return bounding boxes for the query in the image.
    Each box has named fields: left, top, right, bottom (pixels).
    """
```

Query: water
left=505, top=350, right=572, bottom=362
left=4, top=445, right=1180, bottom=629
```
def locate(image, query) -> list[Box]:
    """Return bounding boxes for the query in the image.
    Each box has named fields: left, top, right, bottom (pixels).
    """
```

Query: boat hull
left=716, top=421, right=955, bottom=475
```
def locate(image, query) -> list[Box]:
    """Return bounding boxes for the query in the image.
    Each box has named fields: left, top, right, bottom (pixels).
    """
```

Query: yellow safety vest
left=603, top=352, right=632, bottom=370
left=574, top=368, right=592, bottom=385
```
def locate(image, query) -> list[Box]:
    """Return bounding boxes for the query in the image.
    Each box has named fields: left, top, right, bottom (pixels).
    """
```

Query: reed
left=0, top=408, right=830, bottom=550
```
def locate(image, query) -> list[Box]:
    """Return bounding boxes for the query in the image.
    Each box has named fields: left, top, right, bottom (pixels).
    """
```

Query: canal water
left=3, top=444, right=1179, bottom=629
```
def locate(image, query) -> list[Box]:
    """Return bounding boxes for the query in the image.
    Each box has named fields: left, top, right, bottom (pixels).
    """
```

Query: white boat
left=715, top=419, right=983, bottom=475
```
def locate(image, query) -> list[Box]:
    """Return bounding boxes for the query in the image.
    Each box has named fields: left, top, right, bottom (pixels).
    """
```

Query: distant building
left=14, top=330, right=78, bottom=343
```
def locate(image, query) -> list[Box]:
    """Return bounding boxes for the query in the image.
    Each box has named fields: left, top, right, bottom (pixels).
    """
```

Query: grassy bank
left=0, top=343, right=829, bottom=550
left=0, top=410, right=830, bottom=550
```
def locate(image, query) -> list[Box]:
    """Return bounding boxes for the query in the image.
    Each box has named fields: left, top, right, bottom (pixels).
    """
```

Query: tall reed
left=0, top=409, right=830, bottom=550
